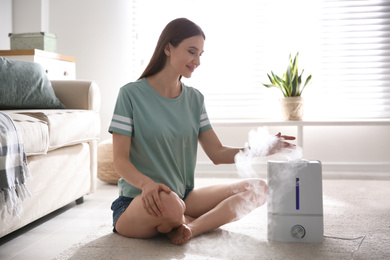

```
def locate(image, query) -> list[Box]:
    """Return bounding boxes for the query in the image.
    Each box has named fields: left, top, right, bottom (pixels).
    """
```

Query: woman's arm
left=198, top=129, right=296, bottom=165
left=112, top=132, right=152, bottom=188
left=198, top=129, right=243, bottom=165
left=112, top=132, right=171, bottom=217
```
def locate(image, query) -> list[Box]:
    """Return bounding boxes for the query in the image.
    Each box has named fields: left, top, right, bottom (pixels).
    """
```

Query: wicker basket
left=97, top=139, right=121, bottom=184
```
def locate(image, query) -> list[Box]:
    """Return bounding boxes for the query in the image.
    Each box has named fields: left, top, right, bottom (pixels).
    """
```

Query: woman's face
left=166, top=35, right=204, bottom=78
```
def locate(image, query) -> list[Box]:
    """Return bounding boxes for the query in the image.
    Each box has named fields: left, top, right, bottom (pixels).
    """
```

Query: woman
left=109, top=18, right=295, bottom=245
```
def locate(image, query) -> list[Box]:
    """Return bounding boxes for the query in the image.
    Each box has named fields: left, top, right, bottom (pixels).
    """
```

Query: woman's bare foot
left=184, top=215, right=195, bottom=224
left=167, top=224, right=192, bottom=245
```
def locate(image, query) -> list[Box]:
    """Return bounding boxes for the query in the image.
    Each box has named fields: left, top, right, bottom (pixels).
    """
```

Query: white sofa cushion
left=5, top=109, right=100, bottom=155
left=7, top=112, right=49, bottom=156
left=18, top=110, right=100, bottom=151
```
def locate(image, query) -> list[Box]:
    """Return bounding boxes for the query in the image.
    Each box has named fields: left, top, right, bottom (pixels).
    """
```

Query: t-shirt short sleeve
left=108, top=86, right=134, bottom=137
left=199, top=103, right=212, bottom=134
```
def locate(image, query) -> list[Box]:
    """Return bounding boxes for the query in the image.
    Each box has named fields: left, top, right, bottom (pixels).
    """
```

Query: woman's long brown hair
left=138, top=18, right=205, bottom=80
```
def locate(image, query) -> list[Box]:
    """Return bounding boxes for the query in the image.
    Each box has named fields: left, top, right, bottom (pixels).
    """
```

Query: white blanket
left=0, top=111, right=31, bottom=220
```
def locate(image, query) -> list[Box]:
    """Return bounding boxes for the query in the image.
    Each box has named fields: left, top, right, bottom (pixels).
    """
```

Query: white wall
left=49, top=0, right=133, bottom=142
left=12, top=0, right=49, bottom=33
left=0, top=0, right=12, bottom=49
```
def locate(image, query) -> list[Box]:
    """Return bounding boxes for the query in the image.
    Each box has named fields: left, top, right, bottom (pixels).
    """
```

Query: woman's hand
left=141, top=180, right=171, bottom=217
left=267, top=132, right=296, bottom=156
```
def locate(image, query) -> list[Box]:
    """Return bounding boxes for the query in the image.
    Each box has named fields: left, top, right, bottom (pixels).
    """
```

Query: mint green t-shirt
left=108, top=78, right=212, bottom=199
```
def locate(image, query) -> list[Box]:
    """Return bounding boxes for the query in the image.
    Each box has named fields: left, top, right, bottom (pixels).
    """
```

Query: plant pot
left=279, top=97, right=304, bottom=121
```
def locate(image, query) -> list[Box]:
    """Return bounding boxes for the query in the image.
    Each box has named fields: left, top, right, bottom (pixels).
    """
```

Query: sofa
left=0, top=57, right=100, bottom=238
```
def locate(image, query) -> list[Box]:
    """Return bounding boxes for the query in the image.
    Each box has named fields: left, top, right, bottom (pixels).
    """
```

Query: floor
left=2, top=177, right=388, bottom=260
left=0, top=180, right=119, bottom=260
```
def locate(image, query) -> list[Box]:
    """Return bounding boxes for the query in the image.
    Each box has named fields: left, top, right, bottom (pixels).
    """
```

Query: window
left=312, top=0, right=390, bottom=118
left=131, top=0, right=390, bottom=119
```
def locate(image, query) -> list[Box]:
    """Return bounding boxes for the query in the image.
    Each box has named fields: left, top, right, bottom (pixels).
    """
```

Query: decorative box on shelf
left=9, top=32, right=57, bottom=53
left=0, top=49, right=76, bottom=80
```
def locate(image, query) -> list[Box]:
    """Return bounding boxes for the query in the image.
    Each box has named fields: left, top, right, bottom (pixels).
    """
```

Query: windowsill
left=210, top=118, right=390, bottom=127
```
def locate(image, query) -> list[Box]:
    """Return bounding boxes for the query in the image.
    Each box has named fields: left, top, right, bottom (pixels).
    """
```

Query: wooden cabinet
left=0, top=49, right=76, bottom=80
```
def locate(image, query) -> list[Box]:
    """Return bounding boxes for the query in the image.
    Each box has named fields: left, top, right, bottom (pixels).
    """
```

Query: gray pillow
left=0, top=57, right=65, bottom=109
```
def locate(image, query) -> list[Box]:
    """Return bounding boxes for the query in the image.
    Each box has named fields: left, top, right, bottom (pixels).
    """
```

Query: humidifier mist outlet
left=267, top=160, right=323, bottom=243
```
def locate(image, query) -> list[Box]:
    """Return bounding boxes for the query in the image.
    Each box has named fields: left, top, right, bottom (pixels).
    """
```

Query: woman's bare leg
left=115, top=191, right=187, bottom=239
left=167, top=179, right=267, bottom=244
left=115, top=179, right=267, bottom=245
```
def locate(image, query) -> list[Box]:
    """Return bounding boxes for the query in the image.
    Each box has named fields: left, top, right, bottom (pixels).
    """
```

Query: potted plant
left=262, top=52, right=312, bottom=120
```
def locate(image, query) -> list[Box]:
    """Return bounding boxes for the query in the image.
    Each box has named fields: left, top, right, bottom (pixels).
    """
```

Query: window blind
left=308, top=0, right=390, bottom=119
left=131, top=0, right=390, bottom=120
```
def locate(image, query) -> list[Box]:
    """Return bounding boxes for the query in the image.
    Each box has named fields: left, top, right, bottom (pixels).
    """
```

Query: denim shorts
left=111, top=196, right=134, bottom=232
left=111, top=188, right=192, bottom=232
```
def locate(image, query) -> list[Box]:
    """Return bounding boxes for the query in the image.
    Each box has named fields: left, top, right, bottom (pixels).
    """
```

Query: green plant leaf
left=262, top=83, right=278, bottom=88
left=267, top=73, right=278, bottom=86
left=292, top=53, right=298, bottom=70
left=300, top=74, right=312, bottom=95
left=271, top=72, right=283, bottom=87
left=291, top=73, right=298, bottom=96
left=297, top=73, right=302, bottom=95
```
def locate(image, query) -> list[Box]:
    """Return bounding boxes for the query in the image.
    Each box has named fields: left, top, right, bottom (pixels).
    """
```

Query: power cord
left=324, top=235, right=366, bottom=260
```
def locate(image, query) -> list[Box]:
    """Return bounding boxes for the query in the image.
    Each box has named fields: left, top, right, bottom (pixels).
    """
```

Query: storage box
left=9, top=32, right=57, bottom=52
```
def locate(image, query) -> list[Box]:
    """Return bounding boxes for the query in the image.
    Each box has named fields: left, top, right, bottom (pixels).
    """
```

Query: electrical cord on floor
left=324, top=235, right=366, bottom=260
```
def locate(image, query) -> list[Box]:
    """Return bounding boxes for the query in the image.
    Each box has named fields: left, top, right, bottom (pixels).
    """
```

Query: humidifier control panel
left=291, top=225, right=306, bottom=239
left=267, top=160, right=324, bottom=243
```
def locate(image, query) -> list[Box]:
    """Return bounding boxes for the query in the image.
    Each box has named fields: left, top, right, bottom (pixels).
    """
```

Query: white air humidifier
left=267, top=160, right=323, bottom=243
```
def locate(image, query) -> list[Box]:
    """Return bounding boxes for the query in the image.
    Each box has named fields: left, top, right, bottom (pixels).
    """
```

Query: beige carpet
left=54, top=179, right=390, bottom=260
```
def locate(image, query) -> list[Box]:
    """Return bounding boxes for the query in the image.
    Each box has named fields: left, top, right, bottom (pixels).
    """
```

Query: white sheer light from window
left=312, top=0, right=390, bottom=119
left=131, top=0, right=390, bottom=120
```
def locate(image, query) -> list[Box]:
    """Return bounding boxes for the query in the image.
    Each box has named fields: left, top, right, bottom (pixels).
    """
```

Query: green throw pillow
left=0, top=57, right=65, bottom=109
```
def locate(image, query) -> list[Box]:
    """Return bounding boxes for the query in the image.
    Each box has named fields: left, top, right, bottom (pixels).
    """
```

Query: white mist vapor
left=231, top=127, right=304, bottom=239
left=230, top=127, right=317, bottom=244
left=267, top=160, right=309, bottom=213
left=234, top=127, right=303, bottom=178
left=232, top=179, right=268, bottom=220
